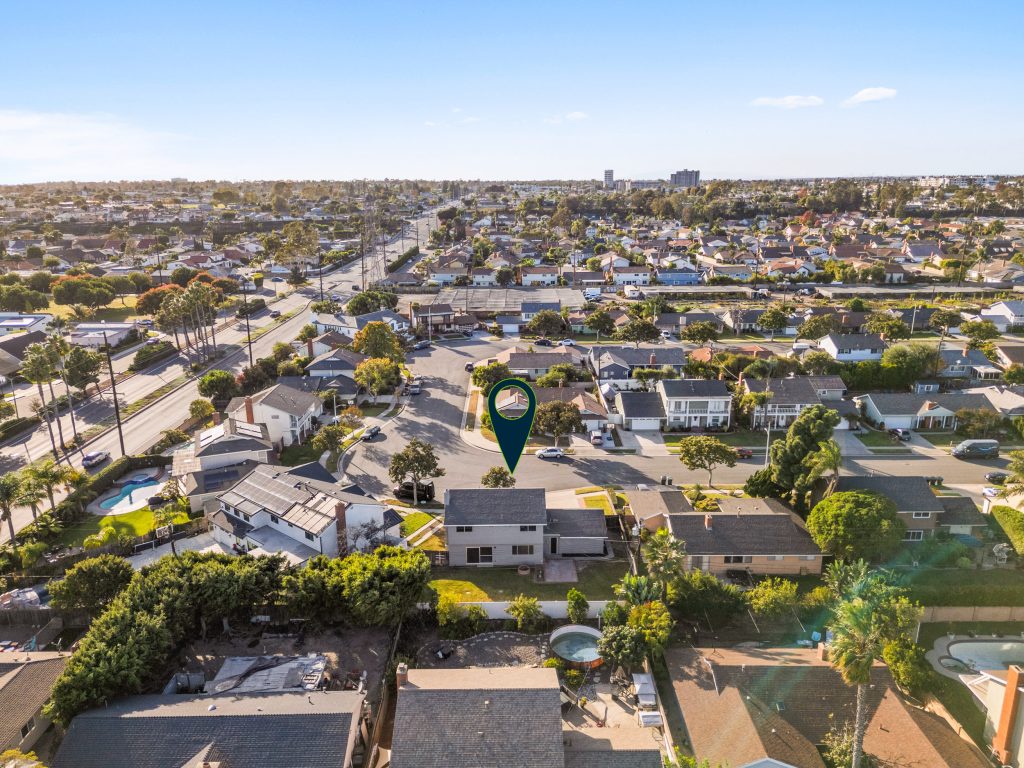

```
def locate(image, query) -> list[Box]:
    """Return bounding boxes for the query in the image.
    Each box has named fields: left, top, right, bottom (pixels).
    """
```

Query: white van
left=789, top=342, right=811, bottom=358
left=584, top=288, right=602, bottom=300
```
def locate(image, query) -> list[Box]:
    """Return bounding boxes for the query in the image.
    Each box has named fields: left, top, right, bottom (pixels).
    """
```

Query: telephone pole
left=102, top=331, right=126, bottom=457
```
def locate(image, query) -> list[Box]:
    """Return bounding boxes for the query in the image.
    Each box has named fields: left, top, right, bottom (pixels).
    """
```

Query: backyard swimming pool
left=99, top=479, right=161, bottom=511
left=550, top=625, right=603, bottom=668
left=943, top=639, right=1024, bottom=672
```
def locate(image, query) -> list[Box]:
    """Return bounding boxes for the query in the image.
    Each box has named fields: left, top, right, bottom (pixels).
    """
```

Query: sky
left=2, top=0, right=1022, bottom=183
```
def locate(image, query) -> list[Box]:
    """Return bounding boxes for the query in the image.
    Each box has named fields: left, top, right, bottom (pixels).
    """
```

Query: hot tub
left=550, top=624, right=603, bottom=669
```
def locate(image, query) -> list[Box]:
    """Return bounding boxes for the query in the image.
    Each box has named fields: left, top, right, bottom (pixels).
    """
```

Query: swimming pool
left=550, top=625, right=603, bottom=668
left=944, top=639, right=1024, bottom=672
left=99, top=479, right=160, bottom=511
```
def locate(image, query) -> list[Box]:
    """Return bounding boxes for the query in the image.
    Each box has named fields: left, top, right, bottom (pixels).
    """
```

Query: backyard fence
left=417, top=600, right=618, bottom=620
left=0, top=607, right=90, bottom=628
left=920, top=605, right=1024, bottom=623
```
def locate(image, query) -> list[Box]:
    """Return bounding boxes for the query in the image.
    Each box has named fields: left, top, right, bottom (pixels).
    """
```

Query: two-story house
left=519, top=266, right=559, bottom=286
left=836, top=476, right=942, bottom=542
left=410, top=303, right=457, bottom=333
left=443, top=488, right=607, bottom=565
left=212, top=463, right=401, bottom=564
left=655, top=267, right=700, bottom=285
left=981, top=300, right=1024, bottom=332
left=817, top=332, right=885, bottom=362
left=226, top=384, right=323, bottom=448
left=658, top=379, right=732, bottom=430
left=589, top=346, right=687, bottom=390
left=520, top=301, right=560, bottom=323
left=742, top=375, right=849, bottom=429
left=609, top=265, right=651, bottom=286
left=471, top=267, right=498, bottom=286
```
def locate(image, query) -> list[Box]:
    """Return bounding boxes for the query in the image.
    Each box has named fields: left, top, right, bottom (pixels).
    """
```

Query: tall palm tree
left=0, top=473, right=24, bottom=546
left=28, top=460, right=81, bottom=514
left=640, top=528, right=687, bottom=590
left=47, top=335, right=79, bottom=444
left=21, top=344, right=58, bottom=459
left=806, top=438, right=843, bottom=497
left=16, top=471, right=45, bottom=522
left=829, top=596, right=883, bottom=768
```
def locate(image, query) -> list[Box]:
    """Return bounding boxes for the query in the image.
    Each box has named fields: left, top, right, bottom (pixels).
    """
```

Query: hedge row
left=129, top=341, right=177, bottom=371
left=991, top=505, right=1024, bottom=555
left=0, top=415, right=42, bottom=442
left=235, top=297, right=267, bottom=317
left=388, top=246, right=419, bottom=272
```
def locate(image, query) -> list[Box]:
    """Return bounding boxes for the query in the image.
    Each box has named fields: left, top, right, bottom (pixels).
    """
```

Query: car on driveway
left=535, top=447, right=565, bottom=460
left=734, top=448, right=754, bottom=459
left=362, top=425, right=381, bottom=441
left=558, top=339, right=576, bottom=346
left=986, top=471, right=1009, bottom=485
left=82, top=450, right=111, bottom=468
left=888, top=428, right=911, bottom=441
left=393, top=480, right=435, bottom=502
left=983, top=486, right=1003, bottom=499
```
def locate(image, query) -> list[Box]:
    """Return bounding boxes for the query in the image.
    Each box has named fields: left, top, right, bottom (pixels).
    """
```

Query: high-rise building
left=670, top=169, right=700, bottom=188
left=603, top=170, right=614, bottom=188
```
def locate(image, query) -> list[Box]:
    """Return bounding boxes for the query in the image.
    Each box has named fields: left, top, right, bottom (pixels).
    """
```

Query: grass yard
left=416, top=533, right=446, bottom=551
left=855, top=430, right=901, bottom=447
left=901, top=568, right=1024, bottom=606
left=56, top=506, right=190, bottom=549
left=279, top=441, right=322, bottom=466
left=582, top=493, right=614, bottom=516
left=429, top=559, right=629, bottom=602
left=663, top=431, right=779, bottom=448
left=48, top=295, right=140, bottom=322
left=356, top=403, right=390, bottom=418
left=400, top=511, right=435, bottom=538
left=465, top=390, right=479, bottom=430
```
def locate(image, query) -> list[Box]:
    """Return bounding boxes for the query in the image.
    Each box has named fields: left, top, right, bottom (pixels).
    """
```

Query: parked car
left=660, top=331, right=673, bottom=339
left=393, top=480, right=435, bottom=501
left=82, top=450, right=111, bottom=468
left=269, top=310, right=281, bottom=318
left=534, top=338, right=553, bottom=347
left=464, top=362, right=475, bottom=372
left=362, top=425, right=381, bottom=441
left=953, top=439, right=999, bottom=459
left=145, top=338, right=162, bottom=345
left=734, top=447, right=753, bottom=459
left=590, top=431, right=605, bottom=446
left=352, top=284, right=361, bottom=291
left=413, top=340, right=431, bottom=350
left=271, top=277, right=283, bottom=282
left=983, top=487, right=1002, bottom=499
left=888, top=428, right=911, bottom=442
left=558, top=339, right=576, bottom=346
left=535, top=447, right=565, bottom=460
left=986, top=471, right=1009, bottom=485
left=408, top=383, right=422, bottom=395
left=136, top=318, right=154, bottom=327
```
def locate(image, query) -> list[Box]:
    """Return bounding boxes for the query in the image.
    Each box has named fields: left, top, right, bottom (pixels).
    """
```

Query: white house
left=817, top=333, right=885, bottom=362
left=68, top=321, right=137, bottom=348
left=226, top=384, right=323, bottom=448
left=471, top=267, right=498, bottom=286
left=0, top=313, right=53, bottom=337
left=657, top=379, right=732, bottom=430
left=610, top=266, right=651, bottom=286
left=980, top=301, right=1024, bottom=332
left=520, top=266, right=559, bottom=286
left=743, top=375, right=850, bottom=429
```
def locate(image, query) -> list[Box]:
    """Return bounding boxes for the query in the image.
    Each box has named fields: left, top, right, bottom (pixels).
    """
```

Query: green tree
left=627, top=600, right=673, bottom=655
left=189, top=398, right=215, bottom=420
left=585, top=309, right=616, bottom=341
left=137, top=284, right=184, bottom=315
left=26, top=459, right=82, bottom=514
left=197, top=369, right=240, bottom=403
left=63, top=346, right=103, bottom=393
left=804, top=438, right=843, bottom=497
left=864, top=314, right=911, bottom=340
left=536, top=363, right=589, bottom=388
left=928, top=309, right=962, bottom=339
left=338, top=546, right=431, bottom=626
left=388, top=439, right=445, bottom=505
left=745, top=577, right=799, bottom=618
left=596, top=624, right=647, bottom=671
left=0, top=473, right=22, bottom=545
left=806, top=490, right=905, bottom=561
left=758, top=305, right=788, bottom=337
left=641, top=528, right=687, bottom=590
left=21, top=343, right=58, bottom=458
left=297, top=323, right=318, bottom=342
left=1005, top=365, right=1024, bottom=385
left=615, top=317, right=660, bottom=347
left=566, top=588, right=589, bottom=624
left=615, top=574, right=662, bottom=606
left=533, top=401, right=584, bottom=446
left=471, top=361, right=514, bottom=396
left=960, top=319, right=1000, bottom=347
left=526, top=309, right=565, bottom=338
left=495, top=266, right=515, bottom=287
left=481, top=466, right=516, bottom=488
left=354, top=357, right=402, bottom=403
left=347, top=289, right=398, bottom=316
left=880, top=343, right=943, bottom=382
left=798, top=313, right=840, bottom=340
left=955, top=407, right=1004, bottom=438
left=506, top=594, right=545, bottom=632
left=801, top=350, right=843, bottom=375
left=668, top=569, right=745, bottom=627
left=679, top=320, right=719, bottom=345
left=677, top=435, right=737, bottom=486
left=311, top=424, right=347, bottom=455
left=49, top=554, right=134, bottom=615
left=767, top=404, right=841, bottom=513
left=352, top=321, right=404, bottom=362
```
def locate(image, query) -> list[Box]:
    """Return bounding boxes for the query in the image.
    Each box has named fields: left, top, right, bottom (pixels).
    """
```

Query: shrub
left=882, top=640, right=931, bottom=696
left=992, top=505, right=1024, bottom=555
left=563, top=668, right=586, bottom=689
left=542, top=656, right=566, bottom=672
left=566, top=588, right=589, bottom=624
left=506, top=594, right=545, bottom=632
left=129, top=341, right=176, bottom=371
left=601, top=601, right=628, bottom=627
left=436, top=594, right=467, bottom=639
left=745, top=577, right=798, bottom=619
left=0, top=416, right=41, bottom=441
left=235, top=297, right=266, bottom=317
left=798, top=586, right=833, bottom=622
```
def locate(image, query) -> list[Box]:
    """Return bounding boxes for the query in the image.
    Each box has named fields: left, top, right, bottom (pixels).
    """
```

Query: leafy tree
left=596, top=624, right=647, bottom=671
left=297, top=323, right=318, bottom=342
left=311, top=424, right=347, bottom=455
left=880, top=343, right=943, bottom=382
left=533, top=401, right=583, bottom=446
left=585, top=309, right=616, bottom=341
left=353, top=321, right=404, bottom=362
left=471, top=361, right=514, bottom=395
left=806, top=490, right=905, bottom=561
left=615, top=574, right=663, bottom=606
left=189, top=398, right=215, bottom=420
left=641, top=528, right=687, bottom=590
left=198, top=369, right=239, bottom=403
left=627, top=600, right=673, bottom=656
left=745, top=577, right=799, bottom=618
left=526, top=309, right=565, bottom=338
left=882, top=639, right=930, bottom=696
left=1001, top=449, right=1024, bottom=500
left=49, top=554, right=134, bottom=615
left=51, top=276, right=115, bottom=308
left=668, top=569, right=745, bottom=627
left=801, top=350, right=843, bottom=375
left=566, top=588, right=589, bottom=624
left=758, top=305, right=788, bottom=337
left=864, top=314, right=911, bottom=340
left=798, top=313, right=840, bottom=340
left=481, top=466, right=516, bottom=488
left=354, top=357, right=402, bottom=403
left=63, top=346, right=103, bottom=392
left=960, top=319, right=1000, bottom=347
left=767, top=404, right=841, bottom=513
left=137, top=284, right=184, bottom=315
left=928, top=309, right=962, bottom=338
left=1005, top=365, right=1024, bottom=385
left=679, top=321, right=719, bottom=345
left=677, top=435, right=737, bottom=486
left=615, top=317, right=660, bottom=347
left=388, top=439, right=445, bottom=505
left=495, top=266, right=515, bottom=287
left=347, top=289, right=398, bottom=316
left=338, top=546, right=431, bottom=626
left=237, top=361, right=275, bottom=394
left=506, top=594, right=545, bottom=632
left=955, top=407, right=1004, bottom=438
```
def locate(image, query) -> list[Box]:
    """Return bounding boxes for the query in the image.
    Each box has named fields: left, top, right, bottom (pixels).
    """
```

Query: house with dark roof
left=442, top=488, right=607, bottom=565
left=0, top=652, right=67, bottom=755
left=0, top=330, right=48, bottom=376
left=226, top=383, right=323, bottom=448
left=743, top=375, right=848, bottom=430
left=658, top=379, right=732, bottom=430
left=52, top=690, right=366, bottom=768
left=410, top=303, right=457, bottom=332
left=589, top=346, right=687, bottom=390
left=836, top=475, right=942, bottom=542
left=936, top=345, right=1001, bottom=380
left=304, top=347, right=367, bottom=378
left=855, top=391, right=992, bottom=431
left=817, top=332, right=885, bottom=362
left=615, top=391, right=666, bottom=431
left=666, top=498, right=823, bottom=576
left=520, top=301, right=561, bottom=322
left=666, top=646, right=989, bottom=768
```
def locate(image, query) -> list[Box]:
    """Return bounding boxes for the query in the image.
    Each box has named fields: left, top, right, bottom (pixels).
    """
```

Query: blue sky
left=2, top=0, right=1021, bottom=183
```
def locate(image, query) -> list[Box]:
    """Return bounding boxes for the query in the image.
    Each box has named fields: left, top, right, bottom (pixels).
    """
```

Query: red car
left=734, top=448, right=754, bottom=459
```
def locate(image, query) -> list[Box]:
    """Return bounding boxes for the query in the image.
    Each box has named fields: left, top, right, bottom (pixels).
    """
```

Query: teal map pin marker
left=487, top=379, right=536, bottom=475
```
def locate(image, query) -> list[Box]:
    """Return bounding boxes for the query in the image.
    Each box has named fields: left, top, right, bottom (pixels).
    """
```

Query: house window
left=724, top=555, right=752, bottom=564
left=304, top=531, right=315, bottom=542
left=455, top=526, right=473, bottom=533
left=466, top=546, right=493, bottom=564
left=512, top=545, right=534, bottom=556
left=903, top=530, right=925, bottom=542
left=912, top=512, right=932, bottom=519
left=767, top=555, right=784, bottom=561
left=270, top=514, right=279, bottom=524
left=520, top=525, right=537, bottom=532
left=20, top=718, right=33, bottom=738
left=800, top=555, right=817, bottom=561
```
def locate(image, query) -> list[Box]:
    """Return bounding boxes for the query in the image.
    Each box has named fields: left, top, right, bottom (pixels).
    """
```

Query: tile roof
left=666, top=507, right=821, bottom=556
left=52, top=691, right=364, bottom=768
left=0, top=654, right=67, bottom=749
left=444, top=488, right=548, bottom=527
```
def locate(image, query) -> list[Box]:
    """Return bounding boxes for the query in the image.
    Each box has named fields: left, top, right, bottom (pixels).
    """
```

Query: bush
left=149, top=429, right=190, bottom=454
left=992, top=505, right=1024, bottom=555
left=882, top=640, right=931, bottom=696
left=542, top=656, right=566, bottom=672
left=746, top=577, right=799, bottom=618
left=563, top=668, right=586, bottom=689
left=436, top=594, right=488, bottom=639
left=129, top=340, right=177, bottom=371
left=0, top=416, right=41, bottom=441
left=235, top=297, right=266, bottom=317
left=566, top=588, right=589, bottom=624
left=798, top=586, right=833, bottom=622
left=601, top=601, right=628, bottom=627
left=506, top=594, right=545, bottom=632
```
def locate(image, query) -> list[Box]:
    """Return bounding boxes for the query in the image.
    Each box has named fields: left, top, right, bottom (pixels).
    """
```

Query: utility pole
left=102, top=331, right=126, bottom=458
left=318, top=249, right=325, bottom=303
left=240, top=282, right=254, bottom=367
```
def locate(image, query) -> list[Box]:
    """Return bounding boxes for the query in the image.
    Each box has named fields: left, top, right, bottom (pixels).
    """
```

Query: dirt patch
left=416, top=631, right=550, bottom=669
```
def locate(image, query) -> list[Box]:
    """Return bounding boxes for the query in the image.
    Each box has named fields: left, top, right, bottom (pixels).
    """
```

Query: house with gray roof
left=855, top=391, right=992, bottom=431
left=442, top=488, right=606, bottom=565
left=52, top=690, right=366, bottom=768
left=743, top=375, right=848, bottom=429
left=590, top=346, right=687, bottom=390
left=936, top=345, right=1001, bottom=380
left=836, top=475, right=942, bottom=542
left=658, top=379, right=732, bottom=430
left=818, top=332, right=885, bottom=362
left=226, top=383, right=323, bottom=448
left=614, top=391, right=666, bottom=431
left=0, top=652, right=67, bottom=755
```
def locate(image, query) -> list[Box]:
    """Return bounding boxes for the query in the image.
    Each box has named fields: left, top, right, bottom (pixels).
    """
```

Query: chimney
left=335, top=502, right=348, bottom=556
left=704, top=514, right=713, bottom=531
left=993, top=665, right=1023, bottom=765
left=962, top=344, right=970, bottom=356
left=307, top=339, right=315, bottom=357
left=649, top=353, right=657, bottom=366
left=737, top=372, right=744, bottom=386
left=396, top=662, right=409, bottom=688
left=244, top=396, right=254, bottom=424
left=211, top=412, right=221, bottom=425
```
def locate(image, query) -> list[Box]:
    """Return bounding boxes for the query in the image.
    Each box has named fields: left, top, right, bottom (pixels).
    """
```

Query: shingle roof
left=666, top=506, right=821, bottom=556
left=836, top=476, right=943, bottom=513
left=617, top=392, right=666, bottom=419
left=745, top=376, right=845, bottom=405
left=623, top=488, right=694, bottom=521
left=444, top=488, right=548, bottom=526
left=821, top=332, right=884, bottom=350
left=0, top=654, right=67, bottom=749
left=939, top=496, right=987, bottom=527
left=546, top=507, right=606, bottom=538
left=660, top=379, right=730, bottom=398
left=52, top=691, right=364, bottom=768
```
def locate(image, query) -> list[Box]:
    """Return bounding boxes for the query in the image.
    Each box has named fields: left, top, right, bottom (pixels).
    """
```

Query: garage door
left=627, top=417, right=662, bottom=431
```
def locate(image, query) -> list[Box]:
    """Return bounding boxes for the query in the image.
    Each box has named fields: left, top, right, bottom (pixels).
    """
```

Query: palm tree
left=21, top=344, right=58, bottom=459
left=16, top=471, right=45, bottom=522
left=640, top=528, right=687, bottom=590
left=0, top=473, right=24, bottom=546
left=829, top=596, right=883, bottom=768
left=806, top=439, right=843, bottom=497
left=28, top=460, right=82, bottom=514
left=614, top=574, right=662, bottom=606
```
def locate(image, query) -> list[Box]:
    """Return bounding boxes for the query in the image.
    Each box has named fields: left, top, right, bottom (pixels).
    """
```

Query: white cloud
left=750, top=95, right=824, bottom=109
left=0, top=109, right=184, bottom=182
left=451, top=107, right=463, bottom=114
left=544, top=111, right=590, bottom=124
left=459, top=116, right=481, bottom=124
left=842, top=87, right=898, bottom=107
left=424, top=120, right=438, bottom=127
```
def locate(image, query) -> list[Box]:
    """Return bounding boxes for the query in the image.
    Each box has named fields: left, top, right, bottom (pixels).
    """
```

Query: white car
left=535, top=447, right=565, bottom=459
left=982, top=487, right=1002, bottom=499
left=558, top=339, right=576, bottom=346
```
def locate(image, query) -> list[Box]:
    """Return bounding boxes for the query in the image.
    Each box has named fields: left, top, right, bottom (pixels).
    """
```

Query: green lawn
left=400, top=511, right=435, bottom=538
left=429, top=559, right=629, bottom=602
left=855, top=430, right=900, bottom=447
left=662, top=431, right=778, bottom=448
left=279, top=441, right=322, bottom=466
left=901, top=569, right=1024, bottom=606
left=357, top=403, right=389, bottom=418
left=582, top=494, right=614, bottom=516
left=919, top=431, right=1024, bottom=450
left=56, top=506, right=190, bottom=548
left=416, top=533, right=446, bottom=551
left=48, top=295, right=140, bottom=322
